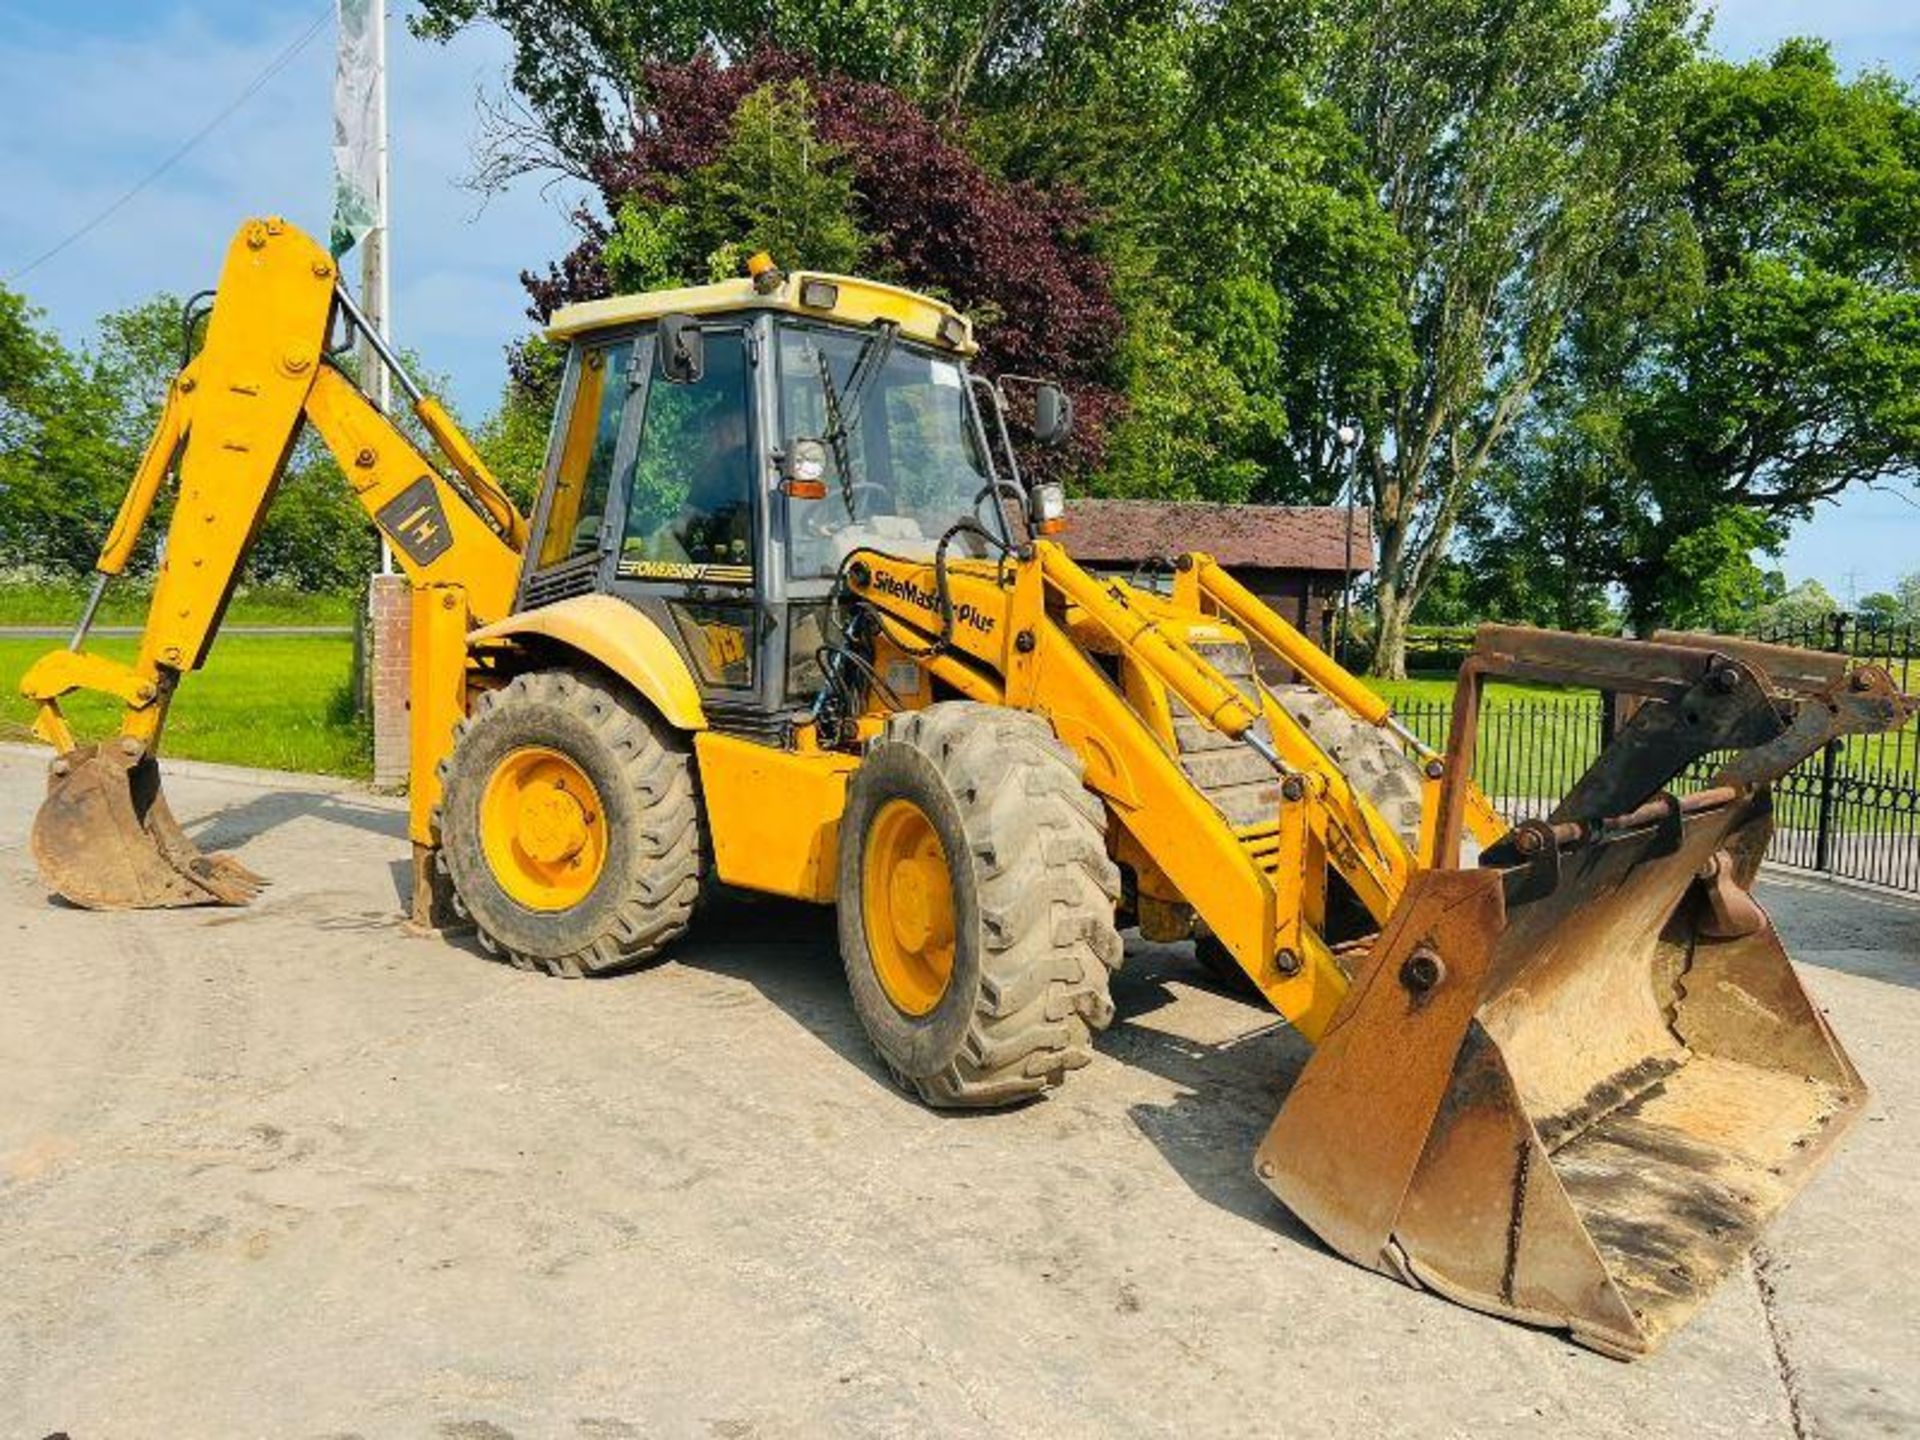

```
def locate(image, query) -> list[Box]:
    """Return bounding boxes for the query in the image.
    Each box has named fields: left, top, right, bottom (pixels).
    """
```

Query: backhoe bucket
left=32, top=742, right=265, bottom=909
left=1256, top=788, right=1864, bottom=1357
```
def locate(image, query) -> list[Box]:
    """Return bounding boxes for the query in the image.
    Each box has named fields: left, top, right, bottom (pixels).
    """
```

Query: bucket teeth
left=30, top=744, right=265, bottom=910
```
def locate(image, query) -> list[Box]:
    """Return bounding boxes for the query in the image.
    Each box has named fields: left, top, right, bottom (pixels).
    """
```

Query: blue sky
left=1, top=1, right=1916, bottom=598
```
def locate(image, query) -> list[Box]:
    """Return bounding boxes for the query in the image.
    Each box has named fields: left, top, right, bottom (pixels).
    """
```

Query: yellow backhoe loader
left=20, top=217, right=1913, bottom=1358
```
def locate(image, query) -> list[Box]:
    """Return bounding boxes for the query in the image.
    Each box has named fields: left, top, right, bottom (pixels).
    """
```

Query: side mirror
left=1032, top=383, right=1074, bottom=447
left=660, top=312, right=704, bottom=385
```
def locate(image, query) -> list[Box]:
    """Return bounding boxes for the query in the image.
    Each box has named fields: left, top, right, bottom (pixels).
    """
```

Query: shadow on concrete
left=666, top=890, right=898, bottom=1089
left=1759, top=878, right=1920, bottom=992
left=672, top=896, right=1328, bottom=1248
left=184, top=790, right=408, bottom=853
left=1109, top=942, right=1325, bottom=1244
left=385, top=858, right=413, bottom=913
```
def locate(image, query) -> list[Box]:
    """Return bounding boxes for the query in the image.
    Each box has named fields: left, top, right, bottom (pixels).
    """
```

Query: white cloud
left=0, top=3, right=589, bottom=418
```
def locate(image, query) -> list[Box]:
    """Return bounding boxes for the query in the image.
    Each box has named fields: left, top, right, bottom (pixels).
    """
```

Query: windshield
left=777, top=323, right=1004, bottom=579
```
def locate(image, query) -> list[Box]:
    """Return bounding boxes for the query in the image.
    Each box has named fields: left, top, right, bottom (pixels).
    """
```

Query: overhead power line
left=5, top=3, right=333, bottom=285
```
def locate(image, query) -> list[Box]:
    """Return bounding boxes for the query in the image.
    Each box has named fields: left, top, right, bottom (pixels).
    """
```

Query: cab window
left=776, top=323, right=998, bottom=580
left=618, top=329, right=755, bottom=585
left=536, top=340, right=633, bottom=570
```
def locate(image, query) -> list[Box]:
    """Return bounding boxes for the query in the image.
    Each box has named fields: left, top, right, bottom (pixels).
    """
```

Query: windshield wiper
left=816, top=320, right=899, bottom=516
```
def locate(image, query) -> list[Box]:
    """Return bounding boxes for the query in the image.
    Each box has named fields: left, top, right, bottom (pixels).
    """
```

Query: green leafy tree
left=1753, top=578, right=1842, bottom=633
left=1452, top=392, right=1632, bottom=632
left=0, top=287, right=380, bottom=589
left=679, top=81, right=867, bottom=280
left=1613, top=41, right=1920, bottom=630
left=1260, top=0, right=1703, bottom=675
left=602, top=81, right=867, bottom=290
left=411, top=0, right=1157, bottom=180
left=982, top=14, right=1410, bottom=503
left=0, top=287, right=148, bottom=576
left=1859, top=573, right=1920, bottom=628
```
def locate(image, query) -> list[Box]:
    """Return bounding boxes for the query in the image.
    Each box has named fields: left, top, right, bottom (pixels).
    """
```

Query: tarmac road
left=0, top=746, right=1915, bottom=1438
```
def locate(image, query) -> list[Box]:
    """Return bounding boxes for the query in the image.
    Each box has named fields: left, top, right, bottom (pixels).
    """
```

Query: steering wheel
left=802, top=480, right=892, bottom=538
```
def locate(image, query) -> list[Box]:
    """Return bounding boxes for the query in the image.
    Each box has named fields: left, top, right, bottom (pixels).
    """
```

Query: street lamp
left=1335, top=425, right=1360, bottom=662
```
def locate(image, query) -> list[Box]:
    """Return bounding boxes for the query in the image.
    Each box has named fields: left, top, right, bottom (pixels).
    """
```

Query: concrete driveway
left=0, top=746, right=1914, bottom=1438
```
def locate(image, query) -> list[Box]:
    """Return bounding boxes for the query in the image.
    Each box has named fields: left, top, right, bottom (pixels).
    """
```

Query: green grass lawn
left=0, top=580, right=355, bottom=627
left=1366, top=670, right=1918, bottom=818
left=1364, top=673, right=1575, bottom=707
left=0, top=630, right=1907, bottom=809
left=0, top=634, right=370, bottom=778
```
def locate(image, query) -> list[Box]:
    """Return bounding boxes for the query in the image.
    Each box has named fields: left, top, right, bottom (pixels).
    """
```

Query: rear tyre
left=1274, top=685, right=1426, bottom=850
left=838, top=703, right=1123, bottom=1108
left=437, top=668, right=702, bottom=977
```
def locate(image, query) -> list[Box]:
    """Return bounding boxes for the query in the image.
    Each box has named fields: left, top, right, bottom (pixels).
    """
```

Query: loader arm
left=21, top=216, right=525, bottom=910
left=846, top=539, right=1449, bottom=1041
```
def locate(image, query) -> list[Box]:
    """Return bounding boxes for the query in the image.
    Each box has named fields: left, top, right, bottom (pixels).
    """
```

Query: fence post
left=1812, top=611, right=1851, bottom=874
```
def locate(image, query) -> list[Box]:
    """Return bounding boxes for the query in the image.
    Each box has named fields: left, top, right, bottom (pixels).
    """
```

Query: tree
left=1251, top=0, right=1702, bottom=675
left=525, top=49, right=1124, bottom=477
left=0, top=287, right=150, bottom=576
left=0, top=287, right=379, bottom=588
left=1158, top=0, right=1697, bottom=669
left=601, top=79, right=867, bottom=289
left=1753, top=578, right=1841, bottom=634
left=1611, top=41, right=1920, bottom=630
left=410, top=1, right=1168, bottom=185
left=1859, top=573, right=1920, bottom=628
left=982, top=15, right=1412, bottom=504
left=1450, top=391, right=1632, bottom=632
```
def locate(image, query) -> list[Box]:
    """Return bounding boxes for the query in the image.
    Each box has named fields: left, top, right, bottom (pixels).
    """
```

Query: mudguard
left=469, top=594, right=708, bottom=733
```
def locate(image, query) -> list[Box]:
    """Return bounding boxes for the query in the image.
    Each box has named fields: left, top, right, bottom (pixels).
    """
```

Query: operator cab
left=519, top=263, right=1069, bottom=737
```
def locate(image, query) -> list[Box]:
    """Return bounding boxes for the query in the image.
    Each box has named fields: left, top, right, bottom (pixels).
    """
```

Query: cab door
left=605, top=324, right=771, bottom=712
left=519, top=334, right=643, bottom=608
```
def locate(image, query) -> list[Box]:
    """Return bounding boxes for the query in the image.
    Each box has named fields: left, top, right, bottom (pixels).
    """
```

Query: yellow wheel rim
left=862, top=798, right=957, bottom=1016
left=479, top=745, right=609, bottom=911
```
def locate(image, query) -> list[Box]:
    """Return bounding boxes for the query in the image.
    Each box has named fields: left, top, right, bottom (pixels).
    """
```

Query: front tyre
left=437, top=668, right=702, bottom=976
left=838, top=703, right=1123, bottom=1108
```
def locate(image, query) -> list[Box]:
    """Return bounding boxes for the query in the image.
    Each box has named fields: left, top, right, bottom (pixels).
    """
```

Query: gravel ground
left=0, top=747, right=1915, bottom=1439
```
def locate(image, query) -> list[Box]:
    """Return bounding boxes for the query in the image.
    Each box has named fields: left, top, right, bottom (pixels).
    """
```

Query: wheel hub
left=480, top=746, right=608, bottom=910
left=863, top=799, right=956, bottom=1016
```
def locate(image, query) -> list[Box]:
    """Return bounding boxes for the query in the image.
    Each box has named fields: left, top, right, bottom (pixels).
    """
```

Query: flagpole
left=356, top=0, right=393, bottom=574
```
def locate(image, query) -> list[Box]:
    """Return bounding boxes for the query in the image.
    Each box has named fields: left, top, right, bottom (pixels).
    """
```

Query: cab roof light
left=746, top=251, right=785, bottom=295
left=799, top=278, right=839, bottom=311
left=938, top=314, right=969, bottom=349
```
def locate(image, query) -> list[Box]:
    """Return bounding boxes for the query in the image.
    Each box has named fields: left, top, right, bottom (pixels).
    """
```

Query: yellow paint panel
left=409, top=584, right=471, bottom=846
left=696, top=734, right=857, bottom=903
left=469, top=594, right=707, bottom=732
left=547, top=270, right=974, bottom=354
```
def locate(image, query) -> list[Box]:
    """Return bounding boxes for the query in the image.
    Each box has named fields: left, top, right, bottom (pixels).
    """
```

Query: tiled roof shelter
left=1060, top=499, right=1373, bottom=649
left=1061, top=500, right=1374, bottom=575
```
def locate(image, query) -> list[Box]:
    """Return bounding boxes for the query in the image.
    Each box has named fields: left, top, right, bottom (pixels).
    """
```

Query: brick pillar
left=369, top=572, right=412, bottom=789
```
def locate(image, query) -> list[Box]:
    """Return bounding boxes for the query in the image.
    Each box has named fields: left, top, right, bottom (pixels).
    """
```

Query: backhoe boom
left=22, top=216, right=525, bottom=908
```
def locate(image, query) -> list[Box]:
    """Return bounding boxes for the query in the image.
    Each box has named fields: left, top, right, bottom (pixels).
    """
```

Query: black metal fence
left=1389, top=614, right=1920, bottom=894
left=1747, top=615, right=1920, bottom=891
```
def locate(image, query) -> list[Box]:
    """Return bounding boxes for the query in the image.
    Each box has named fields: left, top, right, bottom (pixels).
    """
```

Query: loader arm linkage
left=21, top=217, right=525, bottom=909
left=849, top=539, right=1506, bottom=1041
left=850, top=539, right=1913, bottom=1356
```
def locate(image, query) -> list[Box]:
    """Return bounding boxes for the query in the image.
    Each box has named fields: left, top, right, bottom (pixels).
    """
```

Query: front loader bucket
left=31, top=742, right=265, bottom=909
left=1255, top=788, right=1864, bottom=1358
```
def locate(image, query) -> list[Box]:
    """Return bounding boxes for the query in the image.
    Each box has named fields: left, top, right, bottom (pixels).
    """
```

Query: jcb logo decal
left=376, top=476, right=454, bottom=567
